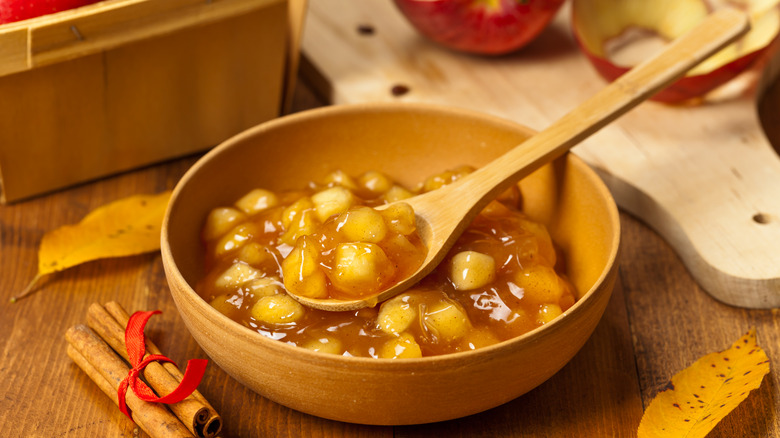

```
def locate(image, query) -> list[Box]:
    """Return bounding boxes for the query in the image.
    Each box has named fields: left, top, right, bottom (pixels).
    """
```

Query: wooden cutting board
left=301, top=0, right=780, bottom=309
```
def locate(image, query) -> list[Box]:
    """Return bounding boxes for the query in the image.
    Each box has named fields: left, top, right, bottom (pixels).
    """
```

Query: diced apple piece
left=518, top=217, right=557, bottom=266
left=282, top=197, right=315, bottom=229
left=330, top=242, right=395, bottom=296
left=379, top=202, right=416, bottom=235
left=377, top=294, right=418, bottom=335
left=537, top=303, right=563, bottom=324
left=203, top=207, right=246, bottom=241
left=214, top=262, right=261, bottom=290
left=504, top=308, right=534, bottom=333
left=245, top=277, right=284, bottom=297
left=236, top=242, right=275, bottom=267
left=250, top=294, right=305, bottom=324
left=213, top=223, right=260, bottom=257
left=280, top=209, right=319, bottom=245
left=419, top=165, right=475, bottom=192
left=381, top=185, right=414, bottom=203
left=382, top=234, right=419, bottom=258
left=461, top=327, right=500, bottom=350
left=358, top=170, right=393, bottom=195
left=311, top=186, right=355, bottom=222
left=322, top=169, right=360, bottom=191
left=420, top=171, right=451, bottom=193
left=301, top=335, right=343, bottom=354
left=336, top=207, right=388, bottom=243
left=209, top=293, right=240, bottom=317
left=235, top=189, right=279, bottom=215
left=281, top=236, right=327, bottom=299
left=280, top=197, right=320, bottom=245
left=451, top=165, right=476, bottom=177
left=449, top=251, right=496, bottom=291
left=513, top=265, right=564, bottom=305
left=423, top=299, right=470, bottom=342
left=379, top=332, right=423, bottom=359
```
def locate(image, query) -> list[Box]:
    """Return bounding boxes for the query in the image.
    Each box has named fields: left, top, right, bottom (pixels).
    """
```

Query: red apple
left=572, top=0, right=780, bottom=103
left=0, top=0, right=101, bottom=25
left=393, top=0, right=566, bottom=55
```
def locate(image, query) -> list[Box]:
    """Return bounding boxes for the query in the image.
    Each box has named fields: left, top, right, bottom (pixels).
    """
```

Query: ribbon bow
left=117, top=310, right=208, bottom=419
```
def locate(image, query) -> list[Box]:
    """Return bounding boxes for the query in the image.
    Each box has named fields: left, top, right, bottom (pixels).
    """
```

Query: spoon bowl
left=289, top=7, right=751, bottom=311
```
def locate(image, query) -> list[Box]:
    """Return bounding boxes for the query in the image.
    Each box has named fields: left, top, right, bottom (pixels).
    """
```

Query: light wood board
left=301, top=0, right=780, bottom=309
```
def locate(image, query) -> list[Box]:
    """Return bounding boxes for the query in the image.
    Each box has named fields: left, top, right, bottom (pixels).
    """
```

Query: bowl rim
left=161, top=102, right=621, bottom=367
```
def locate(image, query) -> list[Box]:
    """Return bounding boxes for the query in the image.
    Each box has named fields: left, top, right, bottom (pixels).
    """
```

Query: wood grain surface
left=0, top=78, right=778, bottom=437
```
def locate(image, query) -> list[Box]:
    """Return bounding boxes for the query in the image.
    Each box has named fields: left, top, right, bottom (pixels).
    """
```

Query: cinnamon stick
left=65, top=324, right=194, bottom=438
left=67, top=345, right=156, bottom=436
left=86, top=303, right=217, bottom=437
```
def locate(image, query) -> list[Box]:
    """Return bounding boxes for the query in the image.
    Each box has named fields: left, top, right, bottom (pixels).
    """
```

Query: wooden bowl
left=161, top=103, right=620, bottom=425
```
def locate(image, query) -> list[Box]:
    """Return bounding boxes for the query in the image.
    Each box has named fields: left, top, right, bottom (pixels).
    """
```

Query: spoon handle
left=456, top=7, right=750, bottom=211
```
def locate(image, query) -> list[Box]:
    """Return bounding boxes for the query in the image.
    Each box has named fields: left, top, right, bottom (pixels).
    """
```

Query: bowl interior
left=167, top=104, right=615, bottom=295
left=162, top=103, right=620, bottom=425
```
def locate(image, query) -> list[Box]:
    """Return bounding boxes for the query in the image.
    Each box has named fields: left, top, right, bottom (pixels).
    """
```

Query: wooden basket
left=0, top=0, right=306, bottom=203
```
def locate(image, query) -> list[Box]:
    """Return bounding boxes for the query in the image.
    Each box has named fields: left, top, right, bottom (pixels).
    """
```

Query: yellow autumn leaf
left=11, top=191, right=172, bottom=302
left=638, top=329, right=770, bottom=438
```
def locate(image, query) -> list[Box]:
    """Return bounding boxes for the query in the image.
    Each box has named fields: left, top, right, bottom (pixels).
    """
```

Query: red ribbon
left=117, top=310, right=208, bottom=419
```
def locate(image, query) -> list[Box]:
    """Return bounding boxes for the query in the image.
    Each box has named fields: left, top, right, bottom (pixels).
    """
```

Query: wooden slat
left=0, top=0, right=284, bottom=76
left=0, top=26, right=28, bottom=74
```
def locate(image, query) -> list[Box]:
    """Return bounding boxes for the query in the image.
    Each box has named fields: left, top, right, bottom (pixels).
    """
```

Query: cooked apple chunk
left=330, top=242, right=395, bottom=296
left=213, top=223, right=261, bottom=257
left=379, top=332, right=422, bottom=359
left=302, top=335, right=343, bottom=354
left=281, top=236, right=327, bottom=299
left=379, top=202, right=416, bottom=236
left=214, top=262, right=261, bottom=290
left=312, top=186, right=355, bottom=222
left=423, top=299, right=470, bottom=343
left=235, top=188, right=279, bottom=215
left=336, top=207, right=388, bottom=243
left=377, top=294, right=418, bottom=335
left=203, top=207, right=246, bottom=241
left=251, top=294, right=305, bottom=324
left=449, top=251, right=496, bottom=291
left=358, top=170, right=393, bottom=195
left=382, top=185, right=414, bottom=203
left=513, top=265, right=565, bottom=305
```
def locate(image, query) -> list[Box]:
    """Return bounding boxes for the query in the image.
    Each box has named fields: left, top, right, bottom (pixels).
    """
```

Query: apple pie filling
left=196, top=167, right=577, bottom=358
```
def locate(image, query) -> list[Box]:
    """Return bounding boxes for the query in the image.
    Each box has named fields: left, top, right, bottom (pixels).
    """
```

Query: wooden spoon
left=292, top=7, right=750, bottom=311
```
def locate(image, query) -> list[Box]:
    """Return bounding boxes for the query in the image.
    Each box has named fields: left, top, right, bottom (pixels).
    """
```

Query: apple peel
left=572, top=0, right=780, bottom=103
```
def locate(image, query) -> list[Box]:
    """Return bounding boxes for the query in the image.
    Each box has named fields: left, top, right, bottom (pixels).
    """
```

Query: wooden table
left=1, top=78, right=778, bottom=438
